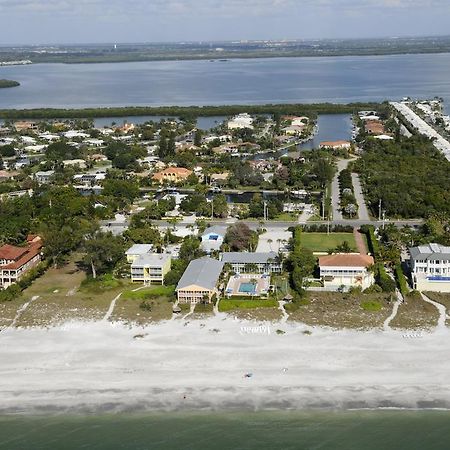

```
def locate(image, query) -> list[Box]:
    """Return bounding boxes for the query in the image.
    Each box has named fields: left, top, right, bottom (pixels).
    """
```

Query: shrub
left=139, top=301, right=153, bottom=311
left=395, top=263, right=409, bottom=297
left=361, top=300, right=382, bottom=312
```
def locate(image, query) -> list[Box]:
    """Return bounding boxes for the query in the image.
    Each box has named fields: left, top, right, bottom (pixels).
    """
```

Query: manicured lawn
left=121, top=285, right=175, bottom=300
left=219, top=298, right=278, bottom=312
left=301, top=232, right=357, bottom=253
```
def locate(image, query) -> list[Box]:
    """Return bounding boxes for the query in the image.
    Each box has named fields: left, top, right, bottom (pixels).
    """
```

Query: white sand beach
left=1, top=316, right=450, bottom=414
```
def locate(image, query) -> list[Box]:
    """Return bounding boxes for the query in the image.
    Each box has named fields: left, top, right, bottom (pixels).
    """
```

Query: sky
left=0, top=0, right=449, bottom=45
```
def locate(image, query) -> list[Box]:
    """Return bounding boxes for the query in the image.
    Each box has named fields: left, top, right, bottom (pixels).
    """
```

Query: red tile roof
left=0, top=244, right=28, bottom=261
left=319, top=254, right=374, bottom=268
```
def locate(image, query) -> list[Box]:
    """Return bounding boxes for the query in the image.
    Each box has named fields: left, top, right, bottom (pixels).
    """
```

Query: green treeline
left=354, top=136, right=450, bottom=218
left=0, top=102, right=386, bottom=120
left=0, top=79, right=20, bottom=89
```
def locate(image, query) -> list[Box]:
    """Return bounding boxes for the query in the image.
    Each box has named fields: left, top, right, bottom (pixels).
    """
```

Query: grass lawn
left=301, top=233, right=357, bottom=253
left=287, top=291, right=393, bottom=330
left=219, top=298, right=278, bottom=312
left=424, top=292, right=450, bottom=326
left=16, top=256, right=133, bottom=327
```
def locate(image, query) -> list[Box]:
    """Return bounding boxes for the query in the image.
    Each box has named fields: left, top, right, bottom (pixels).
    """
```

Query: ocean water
left=1, top=53, right=450, bottom=109
left=1, top=410, right=450, bottom=450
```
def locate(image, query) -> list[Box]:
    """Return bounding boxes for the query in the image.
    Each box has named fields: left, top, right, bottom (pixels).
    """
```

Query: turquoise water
left=1, top=411, right=450, bottom=449
left=238, top=282, right=257, bottom=293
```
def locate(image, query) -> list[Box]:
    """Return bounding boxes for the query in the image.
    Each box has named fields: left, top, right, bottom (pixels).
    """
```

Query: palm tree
left=268, top=238, right=273, bottom=251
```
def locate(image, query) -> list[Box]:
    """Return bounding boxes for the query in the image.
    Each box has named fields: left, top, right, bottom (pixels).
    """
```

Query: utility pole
left=382, top=210, right=386, bottom=229
left=211, top=198, right=214, bottom=219
left=378, top=198, right=382, bottom=221
left=263, top=201, right=268, bottom=221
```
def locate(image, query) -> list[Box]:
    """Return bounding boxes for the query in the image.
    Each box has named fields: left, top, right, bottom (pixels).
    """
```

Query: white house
left=34, top=170, right=55, bottom=184
left=125, top=244, right=153, bottom=263
left=409, top=243, right=450, bottom=292
left=220, top=252, right=282, bottom=274
left=227, top=113, right=254, bottom=130
left=200, top=226, right=227, bottom=253
left=319, top=254, right=375, bottom=291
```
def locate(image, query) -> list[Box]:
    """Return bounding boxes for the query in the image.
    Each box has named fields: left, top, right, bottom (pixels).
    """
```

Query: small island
left=0, top=79, right=20, bottom=89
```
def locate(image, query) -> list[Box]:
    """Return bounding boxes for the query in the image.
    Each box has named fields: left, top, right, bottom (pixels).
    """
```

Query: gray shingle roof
left=176, top=257, right=224, bottom=291
left=220, top=252, right=278, bottom=264
left=131, top=253, right=171, bottom=268
left=410, top=243, right=450, bottom=261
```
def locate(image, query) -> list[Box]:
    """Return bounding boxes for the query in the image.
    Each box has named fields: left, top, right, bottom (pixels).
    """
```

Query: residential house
left=152, top=167, right=193, bottom=184
left=0, top=170, right=19, bottom=182
left=319, top=140, right=351, bottom=150
left=0, top=235, right=43, bottom=289
left=176, top=257, right=224, bottom=304
left=201, top=226, right=227, bottom=253
left=34, top=170, right=55, bottom=184
left=365, top=120, right=385, bottom=135
left=409, top=243, right=450, bottom=292
left=131, top=253, right=171, bottom=285
left=227, top=113, right=254, bottom=130
left=14, top=121, right=38, bottom=132
left=318, top=254, right=375, bottom=291
left=125, top=244, right=154, bottom=263
left=220, top=252, right=282, bottom=274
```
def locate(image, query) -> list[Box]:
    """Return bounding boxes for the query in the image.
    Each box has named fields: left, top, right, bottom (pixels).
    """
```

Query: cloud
left=1, top=0, right=448, bottom=16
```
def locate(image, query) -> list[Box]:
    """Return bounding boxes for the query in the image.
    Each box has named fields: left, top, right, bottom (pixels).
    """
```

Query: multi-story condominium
left=130, top=253, right=171, bottom=285
left=176, top=257, right=224, bottom=304
left=0, top=236, right=43, bottom=289
left=318, top=254, right=375, bottom=291
left=220, top=252, right=282, bottom=274
left=125, top=244, right=154, bottom=263
left=410, top=243, right=450, bottom=292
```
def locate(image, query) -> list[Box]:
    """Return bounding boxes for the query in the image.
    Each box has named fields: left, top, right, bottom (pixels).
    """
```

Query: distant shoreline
left=0, top=101, right=384, bottom=120
left=0, top=79, right=20, bottom=89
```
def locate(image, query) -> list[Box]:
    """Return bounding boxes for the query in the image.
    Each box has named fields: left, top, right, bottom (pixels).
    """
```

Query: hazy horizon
left=0, top=0, right=449, bottom=46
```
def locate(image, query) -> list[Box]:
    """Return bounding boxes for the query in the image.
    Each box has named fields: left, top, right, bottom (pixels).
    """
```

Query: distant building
left=319, top=140, right=351, bottom=150
left=365, top=120, right=385, bottom=135
left=220, top=252, right=282, bottom=274
left=131, top=253, right=171, bottom=285
left=34, top=170, right=55, bottom=184
left=14, top=121, right=38, bottom=132
left=201, top=226, right=227, bottom=253
left=0, top=235, right=43, bottom=289
left=409, top=243, right=450, bottom=292
left=152, top=167, right=193, bottom=184
left=176, top=257, right=224, bottom=304
left=227, top=113, right=254, bottom=130
left=318, top=254, right=375, bottom=291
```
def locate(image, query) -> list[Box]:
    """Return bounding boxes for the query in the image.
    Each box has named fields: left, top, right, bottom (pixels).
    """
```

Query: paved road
left=351, top=173, right=370, bottom=221
left=391, top=101, right=450, bottom=162
left=331, top=158, right=356, bottom=220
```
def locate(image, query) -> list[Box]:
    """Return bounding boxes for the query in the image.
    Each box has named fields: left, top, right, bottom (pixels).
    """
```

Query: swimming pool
left=239, top=282, right=257, bottom=294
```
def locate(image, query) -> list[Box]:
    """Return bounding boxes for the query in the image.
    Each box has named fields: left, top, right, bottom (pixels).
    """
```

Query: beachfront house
left=130, top=252, right=171, bottom=285
left=409, top=243, right=450, bottom=292
left=176, top=257, right=224, bottom=304
left=318, top=254, right=375, bottom=291
left=0, top=235, right=43, bottom=289
left=220, top=252, right=282, bottom=274
left=200, top=226, right=227, bottom=253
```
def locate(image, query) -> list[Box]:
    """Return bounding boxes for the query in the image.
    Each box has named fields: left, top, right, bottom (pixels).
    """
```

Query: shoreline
left=1, top=317, right=450, bottom=415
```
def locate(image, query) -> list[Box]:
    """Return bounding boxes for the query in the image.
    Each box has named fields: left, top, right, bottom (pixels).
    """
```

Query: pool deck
left=225, top=274, right=270, bottom=297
